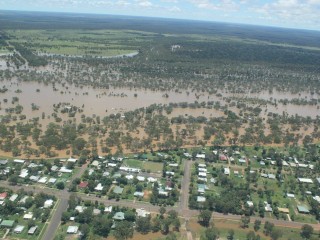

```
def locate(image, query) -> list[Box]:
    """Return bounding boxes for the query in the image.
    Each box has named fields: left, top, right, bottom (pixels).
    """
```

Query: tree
left=270, top=229, right=282, bottom=240
left=301, top=224, right=313, bottom=239
left=135, top=216, right=151, bottom=234
left=254, top=219, right=261, bottom=232
left=264, top=221, right=274, bottom=236
left=246, top=231, right=257, bottom=240
left=56, top=181, right=65, bottom=190
left=201, top=227, right=219, bottom=240
left=92, top=215, right=112, bottom=237
left=198, top=210, right=212, bottom=227
left=240, top=216, right=250, bottom=228
left=227, top=229, right=235, bottom=240
left=160, top=206, right=166, bottom=217
left=114, top=221, right=134, bottom=240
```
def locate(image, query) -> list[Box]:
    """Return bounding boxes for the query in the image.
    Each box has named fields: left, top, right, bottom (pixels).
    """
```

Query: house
left=210, top=178, right=216, bottom=184
left=75, top=206, right=85, bottom=213
left=44, top=199, right=54, bottom=208
left=113, top=186, right=124, bottom=194
left=94, top=183, right=103, bottom=191
left=51, top=165, right=59, bottom=172
left=0, top=160, right=8, bottom=165
left=0, top=192, right=8, bottom=200
left=268, top=174, right=276, bottom=180
left=198, top=168, right=207, bottom=173
left=197, top=196, right=206, bottom=202
left=23, top=213, right=33, bottom=220
left=265, top=202, right=273, bottom=212
left=224, top=168, right=230, bottom=175
left=59, top=167, right=72, bottom=173
left=91, top=160, right=99, bottom=167
left=312, top=196, right=320, bottom=204
left=166, top=171, right=175, bottom=176
left=147, top=177, right=157, bottom=183
left=78, top=182, right=88, bottom=188
left=113, top=212, right=125, bottom=220
left=93, top=209, right=101, bottom=215
left=298, top=178, right=313, bottom=184
left=159, top=189, right=169, bottom=197
left=196, top=154, right=205, bottom=159
left=38, top=177, right=48, bottom=184
left=108, top=163, right=117, bottom=167
left=198, top=172, right=207, bottom=177
left=9, top=194, right=18, bottom=202
left=14, top=159, right=25, bottom=164
left=67, top=226, right=79, bottom=234
left=67, top=158, right=78, bottom=163
left=126, top=174, right=134, bottom=180
left=136, top=208, right=150, bottom=217
left=0, top=220, right=14, bottom=228
left=104, top=206, right=113, bottom=213
left=28, top=226, right=38, bottom=235
left=247, top=201, right=254, bottom=208
left=297, top=205, right=310, bottom=214
left=19, top=169, right=29, bottom=178
left=28, top=163, right=39, bottom=168
left=19, top=196, right=28, bottom=204
left=198, top=163, right=206, bottom=168
left=137, top=176, right=145, bottom=182
left=219, top=154, right=228, bottom=161
left=88, top=169, right=94, bottom=175
left=134, top=192, right=144, bottom=198
left=239, top=158, right=246, bottom=164
left=316, top=177, right=320, bottom=184
left=168, top=163, right=179, bottom=167
left=103, top=171, right=110, bottom=177
left=198, top=184, right=207, bottom=194
left=13, top=225, right=24, bottom=234
left=183, top=153, right=192, bottom=158
left=286, top=193, right=295, bottom=198
left=30, top=176, right=40, bottom=182
left=48, top=178, right=57, bottom=184
left=198, top=177, right=207, bottom=182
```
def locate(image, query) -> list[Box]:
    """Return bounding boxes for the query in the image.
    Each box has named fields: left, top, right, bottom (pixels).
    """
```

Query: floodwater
left=0, top=80, right=319, bottom=125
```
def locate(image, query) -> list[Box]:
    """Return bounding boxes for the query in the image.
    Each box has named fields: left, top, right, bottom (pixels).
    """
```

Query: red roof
left=78, top=182, right=88, bottom=188
left=219, top=155, right=228, bottom=161
left=0, top=192, right=8, bottom=199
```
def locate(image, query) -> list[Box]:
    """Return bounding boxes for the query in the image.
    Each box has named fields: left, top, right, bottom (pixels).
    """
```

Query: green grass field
left=6, top=29, right=149, bottom=57
left=124, top=159, right=163, bottom=172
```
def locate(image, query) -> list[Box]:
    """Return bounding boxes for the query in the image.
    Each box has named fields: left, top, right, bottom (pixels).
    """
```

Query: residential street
left=0, top=158, right=319, bottom=240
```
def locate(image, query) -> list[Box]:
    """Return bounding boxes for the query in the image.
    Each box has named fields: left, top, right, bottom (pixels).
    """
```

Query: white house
left=44, top=199, right=54, bottom=208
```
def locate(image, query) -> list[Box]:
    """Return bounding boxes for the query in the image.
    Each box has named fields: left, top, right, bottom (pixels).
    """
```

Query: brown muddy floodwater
left=0, top=80, right=319, bottom=125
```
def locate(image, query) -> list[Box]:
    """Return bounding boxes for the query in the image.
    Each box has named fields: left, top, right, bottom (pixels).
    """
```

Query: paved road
left=180, top=159, right=192, bottom=212
left=42, top=196, right=69, bottom=240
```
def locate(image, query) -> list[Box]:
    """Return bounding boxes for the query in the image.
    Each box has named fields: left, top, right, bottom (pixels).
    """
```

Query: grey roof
left=113, top=212, right=125, bottom=220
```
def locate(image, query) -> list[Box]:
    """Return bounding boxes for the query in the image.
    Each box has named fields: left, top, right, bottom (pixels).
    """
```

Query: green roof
left=297, top=205, right=310, bottom=213
left=113, top=186, right=124, bottom=194
left=1, top=220, right=15, bottom=227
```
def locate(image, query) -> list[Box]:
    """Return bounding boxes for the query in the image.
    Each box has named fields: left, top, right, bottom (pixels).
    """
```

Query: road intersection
left=1, top=159, right=319, bottom=240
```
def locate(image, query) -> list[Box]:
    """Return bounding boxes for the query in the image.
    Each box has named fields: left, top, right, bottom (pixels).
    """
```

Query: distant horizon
left=1, top=9, right=320, bottom=34
left=1, top=0, right=320, bottom=31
